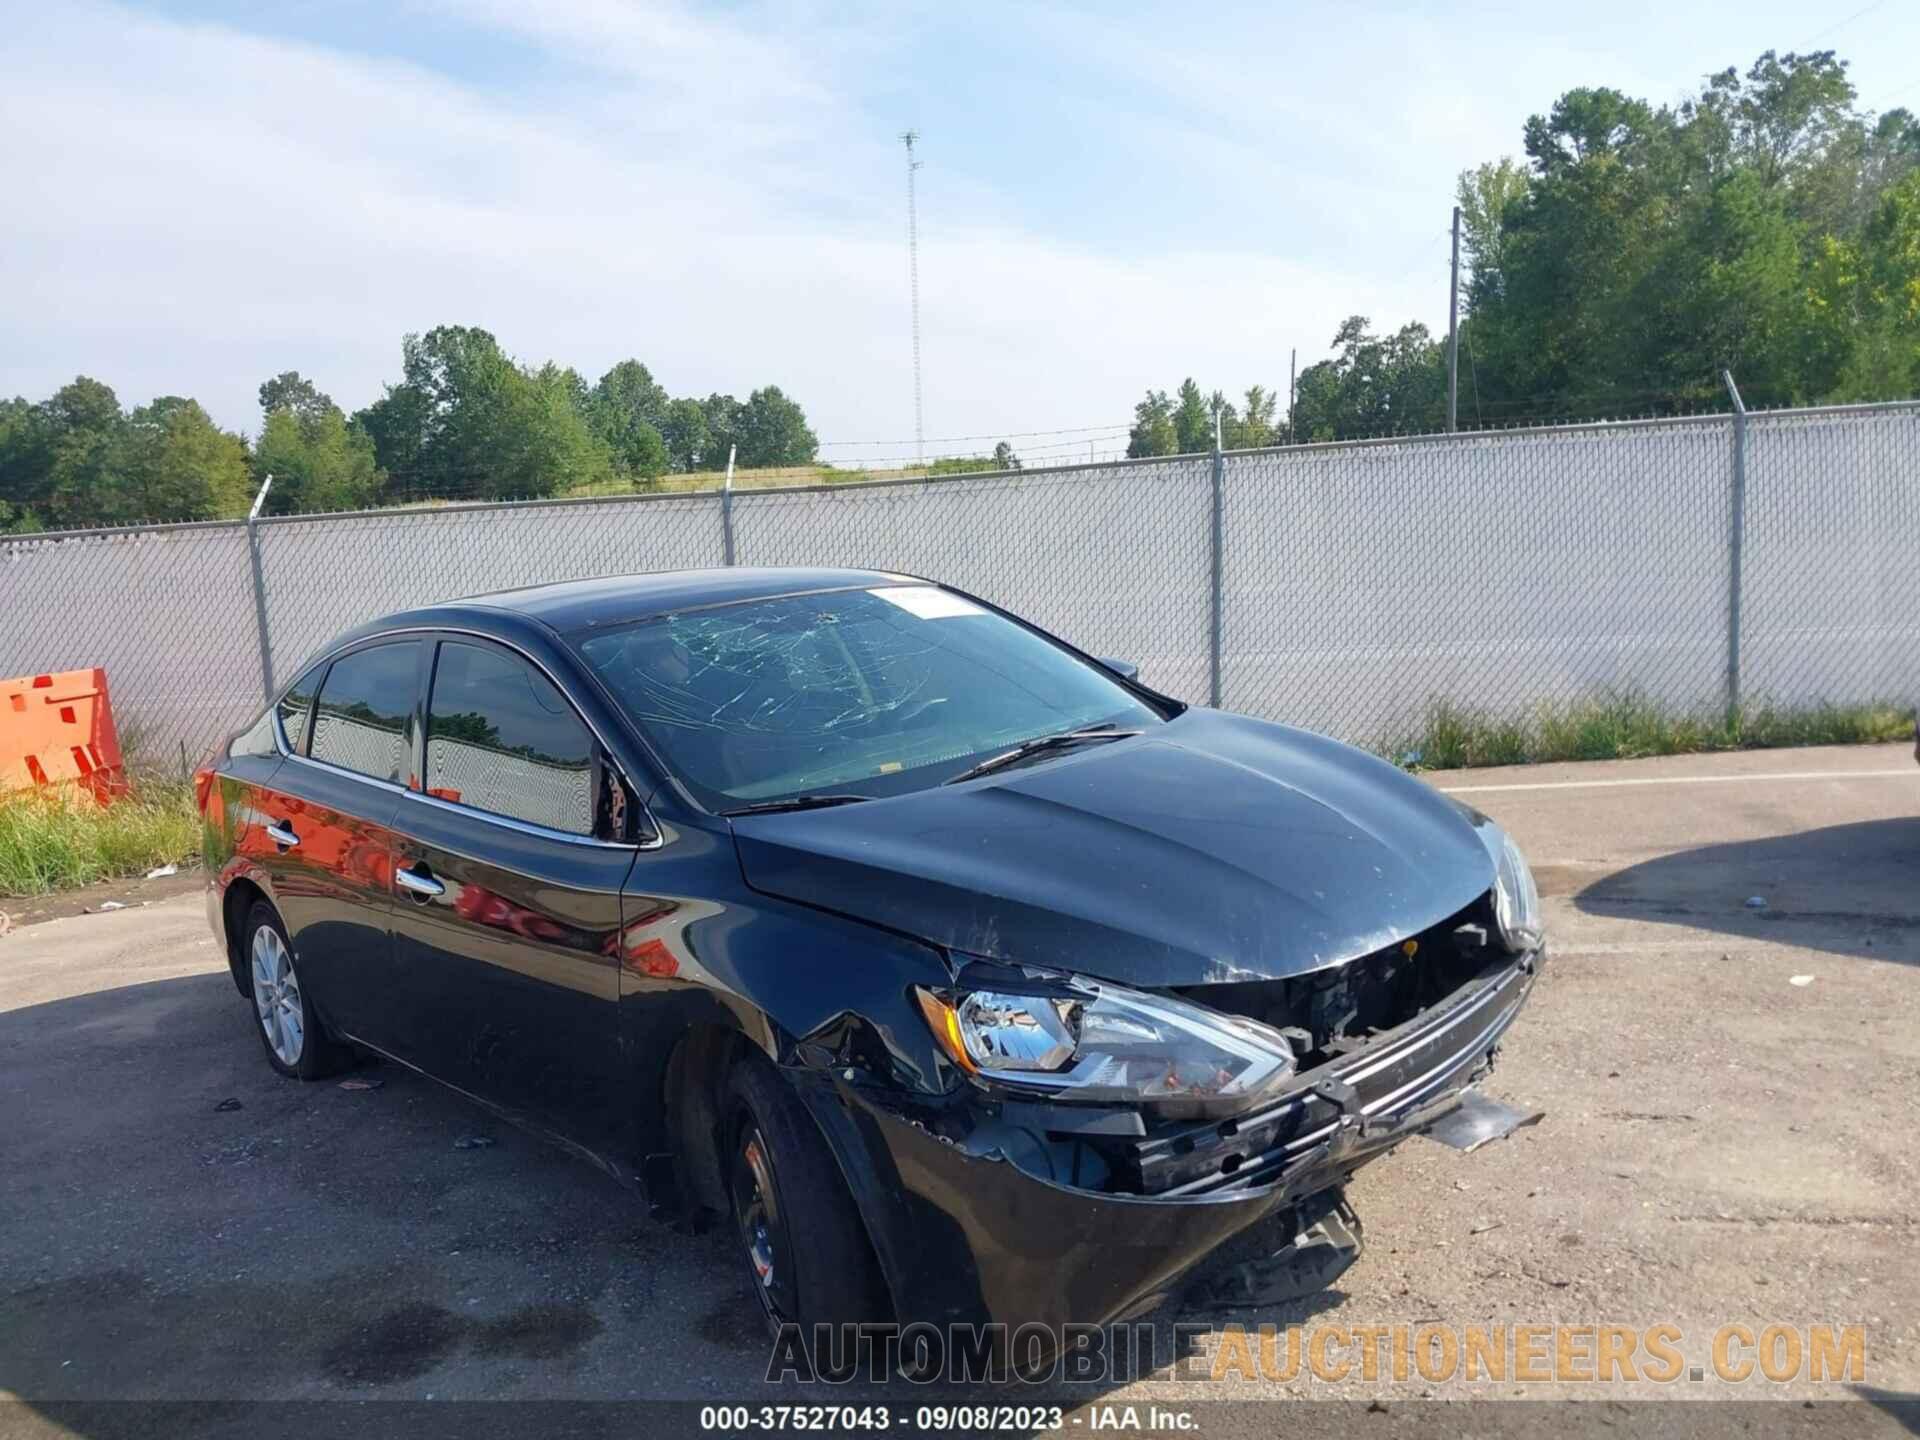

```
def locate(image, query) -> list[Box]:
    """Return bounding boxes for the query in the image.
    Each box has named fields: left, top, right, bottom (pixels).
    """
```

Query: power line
left=1803, top=0, right=1890, bottom=48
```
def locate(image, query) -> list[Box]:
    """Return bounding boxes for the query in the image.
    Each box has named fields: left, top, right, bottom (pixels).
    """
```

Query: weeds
left=0, top=781, right=200, bottom=896
left=1392, top=693, right=1915, bottom=771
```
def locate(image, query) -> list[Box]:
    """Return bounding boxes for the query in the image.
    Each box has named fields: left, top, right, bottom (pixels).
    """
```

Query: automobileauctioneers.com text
left=764, top=1320, right=1866, bottom=1387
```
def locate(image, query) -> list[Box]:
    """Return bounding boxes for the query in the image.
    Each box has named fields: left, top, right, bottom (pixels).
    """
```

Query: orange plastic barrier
left=1, top=668, right=127, bottom=802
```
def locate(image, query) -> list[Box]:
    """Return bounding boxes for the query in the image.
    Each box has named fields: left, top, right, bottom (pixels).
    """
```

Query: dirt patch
left=1, top=869, right=204, bottom=930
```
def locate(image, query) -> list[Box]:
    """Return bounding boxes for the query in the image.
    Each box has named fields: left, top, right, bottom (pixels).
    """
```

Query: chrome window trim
left=266, top=623, right=661, bottom=853
left=399, top=785, right=649, bottom=851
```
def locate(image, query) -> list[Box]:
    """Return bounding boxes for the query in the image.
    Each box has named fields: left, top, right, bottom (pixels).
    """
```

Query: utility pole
left=902, top=130, right=925, bottom=469
left=1447, top=204, right=1461, bottom=433
left=1288, top=347, right=1297, bottom=444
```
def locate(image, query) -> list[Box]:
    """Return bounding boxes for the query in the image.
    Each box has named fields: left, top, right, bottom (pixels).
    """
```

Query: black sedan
left=197, top=567, right=1543, bottom=1363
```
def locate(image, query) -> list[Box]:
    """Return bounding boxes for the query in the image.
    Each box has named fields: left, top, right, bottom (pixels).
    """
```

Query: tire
left=242, top=900, right=349, bottom=1081
left=725, top=1053, right=888, bottom=1340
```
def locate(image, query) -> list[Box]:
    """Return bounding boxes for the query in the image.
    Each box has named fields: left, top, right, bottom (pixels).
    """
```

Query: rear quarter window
left=276, top=666, right=322, bottom=754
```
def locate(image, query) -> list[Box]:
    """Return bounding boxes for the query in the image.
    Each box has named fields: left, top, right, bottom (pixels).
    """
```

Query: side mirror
left=1096, top=656, right=1140, bottom=682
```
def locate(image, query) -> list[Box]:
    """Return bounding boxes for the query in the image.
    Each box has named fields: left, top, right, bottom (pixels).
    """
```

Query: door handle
left=265, top=821, right=300, bottom=849
left=395, top=864, right=445, bottom=899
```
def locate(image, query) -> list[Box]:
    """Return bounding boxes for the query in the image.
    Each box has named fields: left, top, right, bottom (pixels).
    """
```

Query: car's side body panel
left=245, top=757, right=401, bottom=1041
left=386, top=786, right=634, bottom=1154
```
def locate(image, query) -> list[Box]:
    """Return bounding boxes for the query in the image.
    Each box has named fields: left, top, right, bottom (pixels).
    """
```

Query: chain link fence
left=2, top=401, right=1915, bottom=774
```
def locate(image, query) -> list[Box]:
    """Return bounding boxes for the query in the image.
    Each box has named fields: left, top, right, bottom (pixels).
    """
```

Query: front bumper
left=796, top=949, right=1539, bottom=1338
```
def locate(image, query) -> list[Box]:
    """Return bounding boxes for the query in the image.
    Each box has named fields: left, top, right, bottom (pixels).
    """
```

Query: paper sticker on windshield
left=868, top=586, right=984, bottom=619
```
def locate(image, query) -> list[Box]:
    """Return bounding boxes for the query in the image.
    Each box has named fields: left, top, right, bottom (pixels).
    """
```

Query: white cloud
left=0, top=0, right=1454, bottom=458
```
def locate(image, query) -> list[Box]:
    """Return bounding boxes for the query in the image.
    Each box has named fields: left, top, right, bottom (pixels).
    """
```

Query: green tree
left=1228, top=385, right=1276, bottom=448
left=0, top=396, right=52, bottom=530
left=257, top=371, right=333, bottom=423
left=119, top=397, right=252, bottom=522
left=1522, top=87, right=1662, bottom=175
left=39, top=378, right=131, bottom=528
left=1696, top=50, right=1856, bottom=191
left=1820, top=168, right=1920, bottom=398
left=992, top=440, right=1022, bottom=470
left=1452, top=51, right=1920, bottom=419
left=257, top=370, right=384, bottom=513
left=253, top=408, right=384, bottom=515
left=1290, top=318, right=1447, bottom=439
left=590, top=360, right=670, bottom=481
left=732, top=386, right=817, bottom=467
left=659, top=397, right=710, bottom=472
left=356, top=326, right=612, bottom=499
left=1125, top=390, right=1175, bottom=457
left=699, top=393, right=743, bottom=470
left=1171, top=379, right=1211, bottom=453
left=1456, top=158, right=1530, bottom=301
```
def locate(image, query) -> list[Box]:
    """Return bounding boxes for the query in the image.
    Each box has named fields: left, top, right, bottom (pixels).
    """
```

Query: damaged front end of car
left=786, top=884, right=1544, bottom=1345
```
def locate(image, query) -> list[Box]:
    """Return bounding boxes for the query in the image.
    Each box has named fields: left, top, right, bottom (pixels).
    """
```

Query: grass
left=0, top=780, right=200, bottom=897
left=1392, top=693, right=1916, bottom=772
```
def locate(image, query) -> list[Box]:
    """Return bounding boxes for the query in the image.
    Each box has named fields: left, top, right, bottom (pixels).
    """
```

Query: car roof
left=454, top=566, right=919, bottom=633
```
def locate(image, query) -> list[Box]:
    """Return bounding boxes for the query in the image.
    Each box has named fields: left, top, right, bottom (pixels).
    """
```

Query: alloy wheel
left=250, top=924, right=305, bottom=1067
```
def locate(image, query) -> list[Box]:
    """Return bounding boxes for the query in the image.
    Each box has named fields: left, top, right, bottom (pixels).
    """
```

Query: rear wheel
left=243, top=901, right=348, bottom=1080
left=725, top=1054, right=887, bottom=1339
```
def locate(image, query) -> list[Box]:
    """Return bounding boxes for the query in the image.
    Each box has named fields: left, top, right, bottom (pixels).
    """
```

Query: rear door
left=246, top=639, right=422, bottom=1046
left=386, top=636, right=635, bottom=1149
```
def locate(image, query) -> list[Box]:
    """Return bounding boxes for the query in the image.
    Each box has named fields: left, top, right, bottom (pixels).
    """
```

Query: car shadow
left=1853, top=1388, right=1920, bottom=1435
left=1572, top=818, right=1920, bottom=966
left=0, top=968, right=1344, bottom=1435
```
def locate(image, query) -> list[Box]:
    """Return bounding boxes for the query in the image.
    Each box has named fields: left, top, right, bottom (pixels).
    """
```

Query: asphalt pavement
left=1, top=742, right=1916, bottom=1436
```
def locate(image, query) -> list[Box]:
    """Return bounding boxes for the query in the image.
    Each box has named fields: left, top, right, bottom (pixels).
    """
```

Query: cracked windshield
left=577, top=586, right=1162, bottom=809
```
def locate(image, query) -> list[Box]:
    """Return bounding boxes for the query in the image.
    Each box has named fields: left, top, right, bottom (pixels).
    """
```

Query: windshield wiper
left=721, top=793, right=874, bottom=818
left=943, top=724, right=1141, bottom=787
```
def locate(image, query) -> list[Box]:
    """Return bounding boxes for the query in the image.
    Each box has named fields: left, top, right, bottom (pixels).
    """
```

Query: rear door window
left=308, top=642, right=420, bottom=785
left=276, top=664, right=324, bottom=754
left=425, top=641, right=596, bottom=836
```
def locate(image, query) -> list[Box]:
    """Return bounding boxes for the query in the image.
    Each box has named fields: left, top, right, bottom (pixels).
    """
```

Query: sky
left=4, top=0, right=1918, bottom=466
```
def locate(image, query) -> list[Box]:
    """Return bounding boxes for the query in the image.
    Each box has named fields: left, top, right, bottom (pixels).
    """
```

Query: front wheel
left=725, top=1054, right=888, bottom=1339
left=243, top=901, right=348, bottom=1080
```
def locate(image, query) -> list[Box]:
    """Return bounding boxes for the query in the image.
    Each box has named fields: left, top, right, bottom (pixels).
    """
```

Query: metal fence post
left=246, top=474, right=275, bottom=704
left=1720, top=371, right=1747, bottom=720
left=1208, top=421, right=1225, bottom=709
left=721, top=444, right=737, bottom=566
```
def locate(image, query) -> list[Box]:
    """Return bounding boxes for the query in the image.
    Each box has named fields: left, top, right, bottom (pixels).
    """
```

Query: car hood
left=729, top=709, right=1496, bottom=987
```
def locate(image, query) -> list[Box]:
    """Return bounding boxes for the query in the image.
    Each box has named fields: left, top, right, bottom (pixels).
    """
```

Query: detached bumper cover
left=795, top=950, right=1539, bottom=1336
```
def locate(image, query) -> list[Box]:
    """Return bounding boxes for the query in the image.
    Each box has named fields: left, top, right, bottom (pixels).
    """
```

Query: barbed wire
left=818, top=421, right=1132, bottom=448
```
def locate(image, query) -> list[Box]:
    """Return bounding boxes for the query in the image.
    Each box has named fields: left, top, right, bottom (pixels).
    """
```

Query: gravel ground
left=1, top=743, right=1916, bottom=1437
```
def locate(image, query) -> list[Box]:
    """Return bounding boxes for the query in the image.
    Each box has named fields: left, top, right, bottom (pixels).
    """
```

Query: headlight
left=915, top=975, right=1296, bottom=1117
left=1483, top=823, right=1543, bottom=952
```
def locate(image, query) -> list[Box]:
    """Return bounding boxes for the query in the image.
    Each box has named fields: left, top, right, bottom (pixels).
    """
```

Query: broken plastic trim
left=1417, top=1090, right=1544, bottom=1152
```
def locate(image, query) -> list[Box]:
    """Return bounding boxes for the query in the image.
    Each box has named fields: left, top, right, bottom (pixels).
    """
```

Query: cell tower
left=902, top=129, right=924, bottom=468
